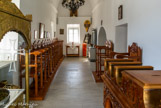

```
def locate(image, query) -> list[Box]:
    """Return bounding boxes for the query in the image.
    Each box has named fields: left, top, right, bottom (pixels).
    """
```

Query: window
left=67, top=24, right=80, bottom=43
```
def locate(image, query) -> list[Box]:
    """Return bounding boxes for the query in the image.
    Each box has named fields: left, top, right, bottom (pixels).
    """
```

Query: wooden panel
left=114, top=66, right=153, bottom=85
left=122, top=70, right=161, bottom=88
left=122, top=70, right=161, bottom=108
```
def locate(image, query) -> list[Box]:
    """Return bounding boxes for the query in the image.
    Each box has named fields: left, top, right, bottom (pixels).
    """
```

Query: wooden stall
left=20, top=39, right=64, bottom=100
left=102, top=69, right=161, bottom=108
left=94, top=42, right=142, bottom=83
left=101, top=43, right=161, bottom=107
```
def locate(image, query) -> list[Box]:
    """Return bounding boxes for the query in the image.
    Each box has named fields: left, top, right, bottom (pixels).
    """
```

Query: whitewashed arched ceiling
left=49, top=0, right=101, bottom=10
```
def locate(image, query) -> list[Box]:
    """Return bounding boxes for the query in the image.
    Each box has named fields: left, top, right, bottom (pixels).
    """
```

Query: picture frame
left=83, top=33, right=91, bottom=44
left=39, top=23, right=45, bottom=39
left=47, top=32, right=51, bottom=38
left=60, top=29, right=64, bottom=35
left=54, top=32, right=56, bottom=38
left=34, top=30, right=38, bottom=39
left=118, top=5, right=123, bottom=20
left=44, top=31, right=47, bottom=38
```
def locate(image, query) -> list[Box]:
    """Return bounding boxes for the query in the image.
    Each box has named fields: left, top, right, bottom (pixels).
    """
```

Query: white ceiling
left=49, top=0, right=101, bottom=10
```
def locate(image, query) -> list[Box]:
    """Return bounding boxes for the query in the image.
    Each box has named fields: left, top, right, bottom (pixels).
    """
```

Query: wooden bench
left=114, top=65, right=153, bottom=86
left=104, top=42, right=142, bottom=77
left=102, top=65, right=154, bottom=108
left=101, top=43, right=161, bottom=108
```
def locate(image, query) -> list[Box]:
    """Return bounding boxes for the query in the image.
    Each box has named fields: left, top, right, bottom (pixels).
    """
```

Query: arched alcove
left=0, top=0, right=32, bottom=48
left=0, top=0, right=32, bottom=105
left=97, top=27, right=107, bottom=46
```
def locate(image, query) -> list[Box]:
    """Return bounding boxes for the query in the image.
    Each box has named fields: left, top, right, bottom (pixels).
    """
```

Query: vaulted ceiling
left=49, top=0, right=101, bottom=10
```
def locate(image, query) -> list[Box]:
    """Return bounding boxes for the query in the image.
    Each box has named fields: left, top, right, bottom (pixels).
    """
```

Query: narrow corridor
left=35, top=57, right=104, bottom=108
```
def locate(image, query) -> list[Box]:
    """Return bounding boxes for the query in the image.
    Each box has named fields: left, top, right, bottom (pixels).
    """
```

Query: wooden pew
left=101, top=43, right=161, bottom=108
left=114, top=66, right=153, bottom=86
left=101, top=42, right=161, bottom=108
left=94, top=42, right=142, bottom=83
left=107, top=62, right=142, bottom=77
left=102, top=65, right=154, bottom=108
left=103, top=42, right=142, bottom=78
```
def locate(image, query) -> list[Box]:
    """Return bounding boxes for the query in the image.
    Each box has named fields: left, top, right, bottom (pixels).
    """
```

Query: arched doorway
left=97, top=27, right=107, bottom=46
left=115, top=24, right=128, bottom=52
left=0, top=0, right=32, bottom=106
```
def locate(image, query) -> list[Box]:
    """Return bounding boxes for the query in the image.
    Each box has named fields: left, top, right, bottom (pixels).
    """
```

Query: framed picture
left=44, top=31, right=47, bottom=38
left=54, top=32, right=56, bottom=37
left=39, top=23, right=45, bottom=39
left=60, top=29, right=64, bottom=35
left=47, top=32, right=51, bottom=38
left=118, top=5, right=123, bottom=20
left=34, top=30, right=38, bottom=39
left=83, top=33, right=91, bottom=44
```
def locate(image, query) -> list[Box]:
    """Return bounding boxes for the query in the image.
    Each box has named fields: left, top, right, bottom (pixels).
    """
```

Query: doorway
left=115, top=24, right=128, bottom=52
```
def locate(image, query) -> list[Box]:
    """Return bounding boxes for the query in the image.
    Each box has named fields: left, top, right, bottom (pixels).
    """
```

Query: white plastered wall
left=92, top=0, right=161, bottom=69
left=20, top=0, right=58, bottom=42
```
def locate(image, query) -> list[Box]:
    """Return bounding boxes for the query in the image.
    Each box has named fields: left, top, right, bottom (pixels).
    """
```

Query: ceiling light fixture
left=62, top=0, right=85, bottom=17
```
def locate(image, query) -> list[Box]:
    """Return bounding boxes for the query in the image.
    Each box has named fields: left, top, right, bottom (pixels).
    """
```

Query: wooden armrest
left=110, top=52, right=129, bottom=58
left=29, top=51, right=42, bottom=55
left=95, top=46, right=106, bottom=49
left=107, top=62, right=142, bottom=77
left=114, top=66, right=153, bottom=85
left=21, top=64, right=37, bottom=67
left=104, top=59, right=134, bottom=72
left=100, top=55, right=111, bottom=58
left=116, top=55, right=141, bottom=61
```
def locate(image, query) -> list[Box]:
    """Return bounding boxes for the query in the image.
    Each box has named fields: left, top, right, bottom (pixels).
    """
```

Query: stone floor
left=34, top=57, right=104, bottom=108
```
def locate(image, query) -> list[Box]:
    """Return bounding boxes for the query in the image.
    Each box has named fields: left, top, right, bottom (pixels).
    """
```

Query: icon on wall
left=84, top=20, right=91, bottom=32
left=83, top=33, right=91, bottom=44
left=60, top=29, right=64, bottom=35
left=39, top=23, right=45, bottom=39
left=118, top=5, right=123, bottom=20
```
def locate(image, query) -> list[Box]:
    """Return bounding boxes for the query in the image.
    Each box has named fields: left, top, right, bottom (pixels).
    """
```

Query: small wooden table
left=66, top=45, right=80, bottom=57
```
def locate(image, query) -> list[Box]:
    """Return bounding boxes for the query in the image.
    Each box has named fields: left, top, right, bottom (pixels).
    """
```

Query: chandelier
left=62, top=0, right=85, bottom=16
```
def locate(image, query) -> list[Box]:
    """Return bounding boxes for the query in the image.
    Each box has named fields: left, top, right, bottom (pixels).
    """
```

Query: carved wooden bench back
left=105, top=40, right=114, bottom=56
left=128, top=42, right=142, bottom=62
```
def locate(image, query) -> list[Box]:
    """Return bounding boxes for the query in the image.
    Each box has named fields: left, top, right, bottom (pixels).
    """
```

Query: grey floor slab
left=33, top=57, right=104, bottom=108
